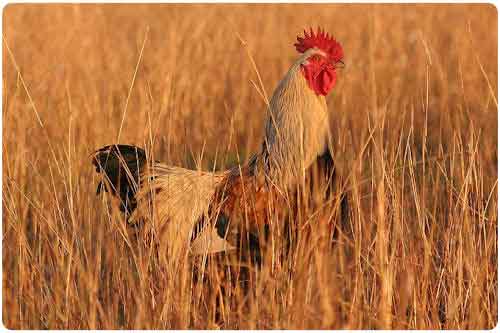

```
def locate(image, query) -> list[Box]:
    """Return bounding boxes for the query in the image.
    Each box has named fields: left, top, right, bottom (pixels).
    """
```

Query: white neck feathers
left=258, top=51, right=332, bottom=188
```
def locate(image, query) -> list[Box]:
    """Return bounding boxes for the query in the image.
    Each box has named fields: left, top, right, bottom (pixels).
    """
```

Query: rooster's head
left=295, top=27, right=344, bottom=96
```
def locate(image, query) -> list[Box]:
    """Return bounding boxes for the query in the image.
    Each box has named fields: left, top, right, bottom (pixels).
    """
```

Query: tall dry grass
left=2, top=3, right=497, bottom=329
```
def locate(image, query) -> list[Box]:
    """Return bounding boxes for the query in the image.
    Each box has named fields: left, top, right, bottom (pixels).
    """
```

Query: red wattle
left=301, top=61, right=337, bottom=96
left=317, top=69, right=336, bottom=95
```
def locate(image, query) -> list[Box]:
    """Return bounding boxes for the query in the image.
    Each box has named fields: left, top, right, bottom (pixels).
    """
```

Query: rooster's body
left=92, top=28, right=347, bottom=263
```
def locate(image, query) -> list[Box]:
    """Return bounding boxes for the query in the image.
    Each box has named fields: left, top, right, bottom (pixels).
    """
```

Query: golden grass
left=2, top=3, right=498, bottom=329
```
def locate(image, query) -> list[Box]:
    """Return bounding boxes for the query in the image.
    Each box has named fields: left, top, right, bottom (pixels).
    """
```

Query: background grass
left=2, top=3, right=498, bottom=329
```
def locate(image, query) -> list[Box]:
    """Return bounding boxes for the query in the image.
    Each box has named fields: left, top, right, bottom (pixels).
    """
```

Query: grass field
left=2, top=3, right=498, bottom=329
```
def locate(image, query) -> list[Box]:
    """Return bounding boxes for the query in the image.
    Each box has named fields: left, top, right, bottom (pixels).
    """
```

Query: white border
left=0, top=1, right=498, bottom=332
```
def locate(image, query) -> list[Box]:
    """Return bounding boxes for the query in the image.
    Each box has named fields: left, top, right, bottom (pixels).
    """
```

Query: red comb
left=294, top=27, right=343, bottom=63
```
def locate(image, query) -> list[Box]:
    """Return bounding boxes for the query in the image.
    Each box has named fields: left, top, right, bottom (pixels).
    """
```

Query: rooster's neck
left=258, top=54, right=332, bottom=189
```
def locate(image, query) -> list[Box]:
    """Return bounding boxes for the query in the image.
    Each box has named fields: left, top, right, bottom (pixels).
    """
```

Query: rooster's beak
left=335, top=60, right=345, bottom=69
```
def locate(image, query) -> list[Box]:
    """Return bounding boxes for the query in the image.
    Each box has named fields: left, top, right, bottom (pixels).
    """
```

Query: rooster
left=92, top=28, right=347, bottom=264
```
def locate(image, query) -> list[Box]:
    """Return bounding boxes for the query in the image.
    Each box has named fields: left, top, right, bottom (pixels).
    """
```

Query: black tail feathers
left=92, top=144, right=147, bottom=216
